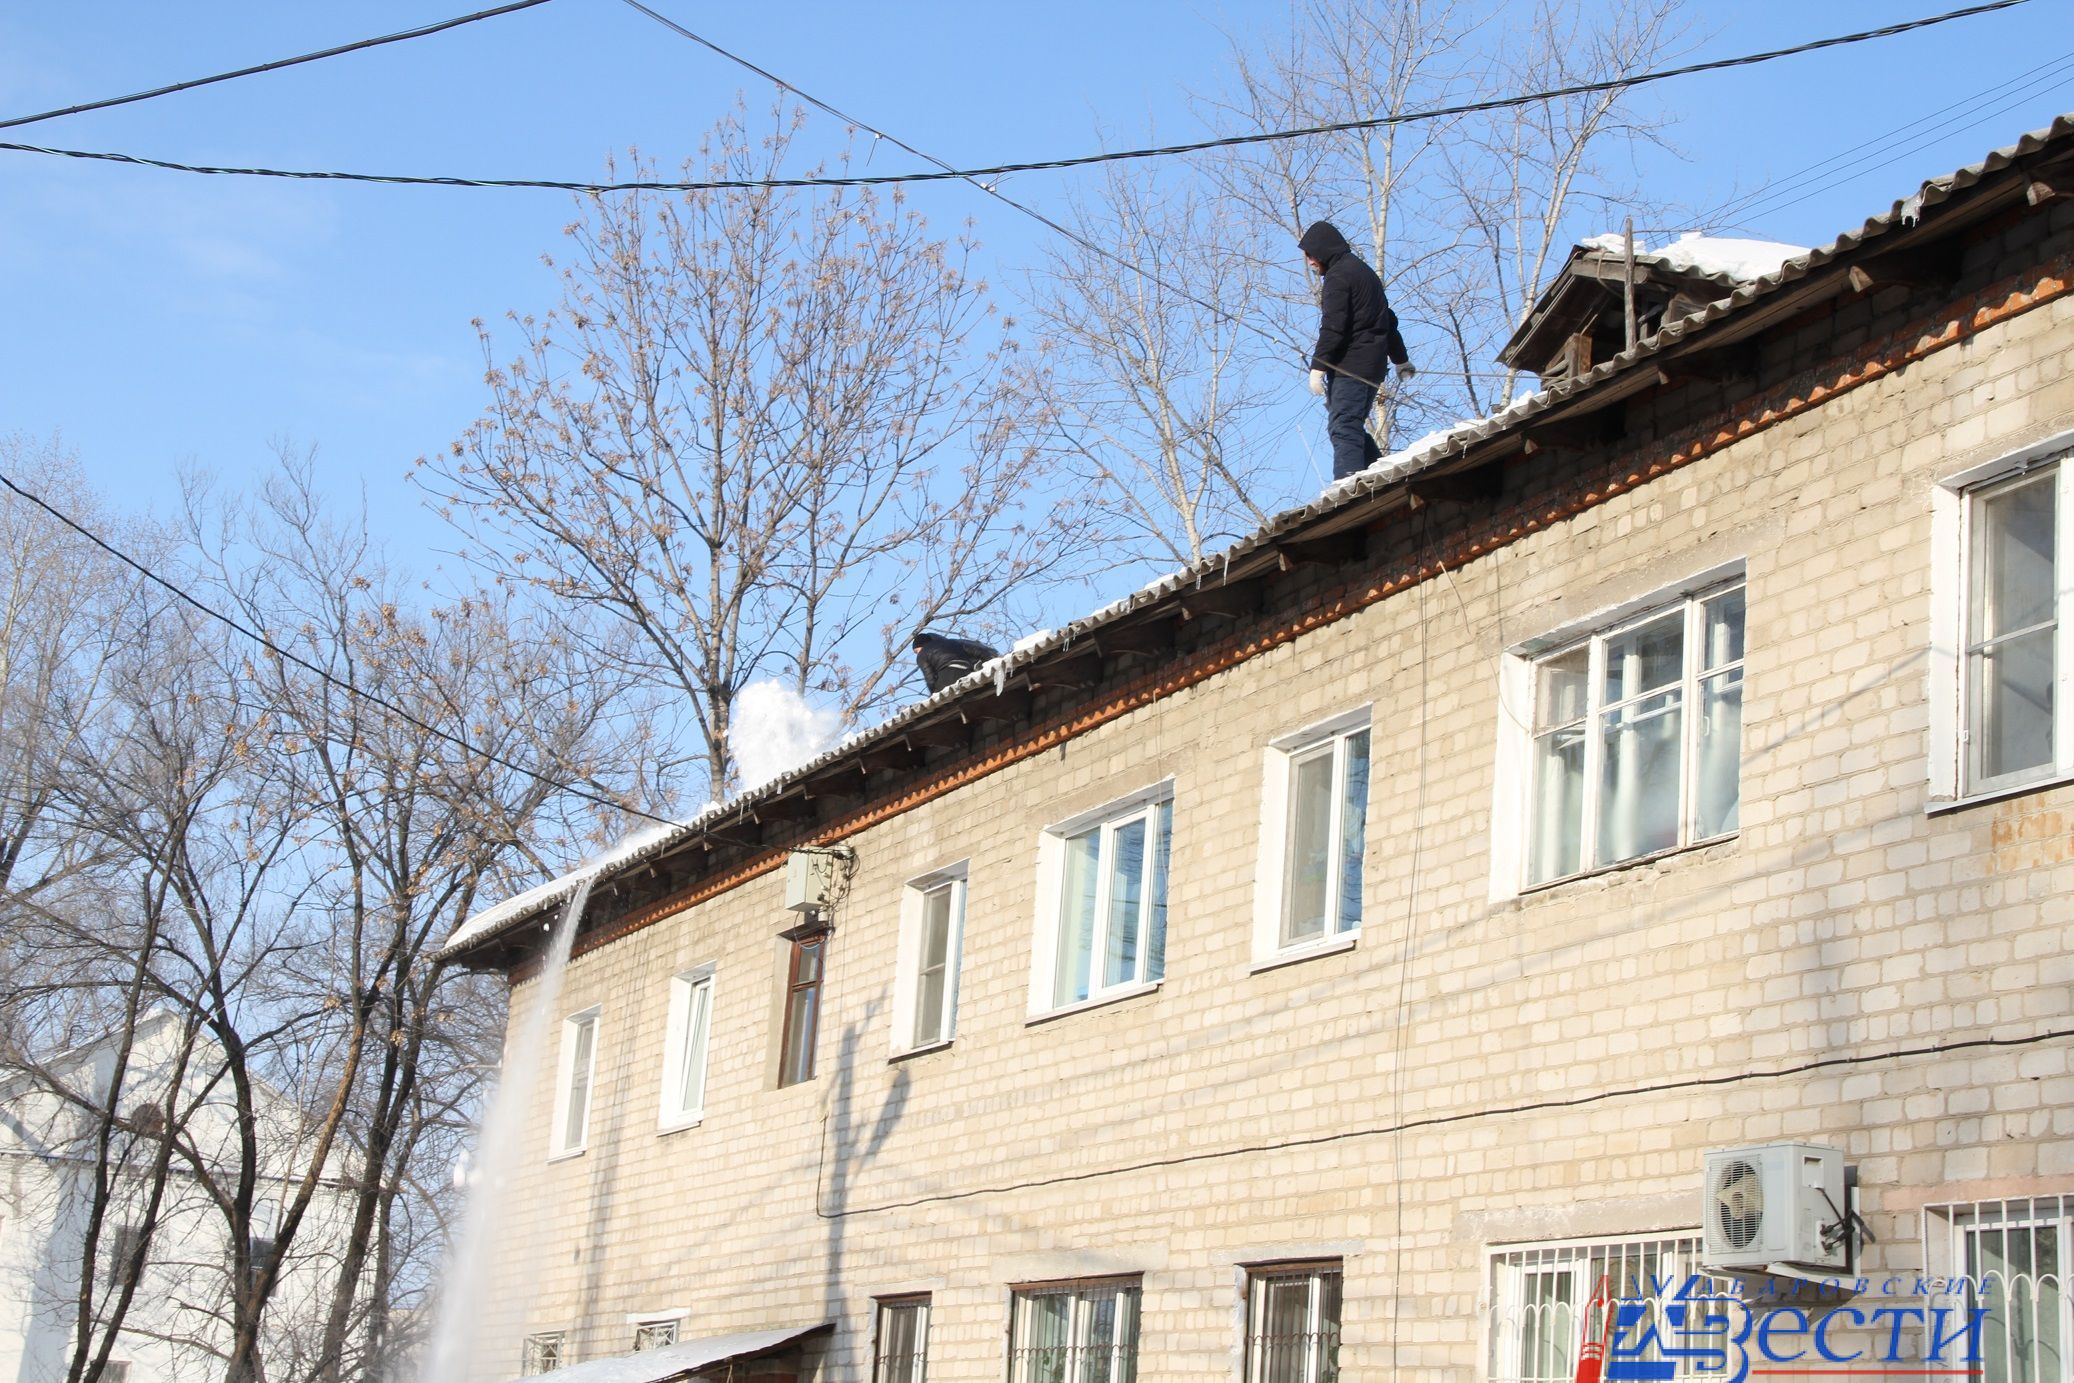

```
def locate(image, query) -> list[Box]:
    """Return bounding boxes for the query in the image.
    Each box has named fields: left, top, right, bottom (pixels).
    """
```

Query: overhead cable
left=0, top=0, right=559, bottom=134
left=0, top=469, right=673, bottom=829
left=0, top=0, right=2032, bottom=192
left=615, top=0, right=1258, bottom=351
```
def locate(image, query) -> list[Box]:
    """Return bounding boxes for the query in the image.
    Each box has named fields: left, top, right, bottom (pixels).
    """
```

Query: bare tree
left=1030, top=162, right=1278, bottom=567
left=1, top=456, right=649, bottom=1383
left=422, top=103, right=1070, bottom=799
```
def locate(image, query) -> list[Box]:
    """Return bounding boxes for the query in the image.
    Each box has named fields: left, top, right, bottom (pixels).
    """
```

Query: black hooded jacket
left=1299, top=221, right=1408, bottom=386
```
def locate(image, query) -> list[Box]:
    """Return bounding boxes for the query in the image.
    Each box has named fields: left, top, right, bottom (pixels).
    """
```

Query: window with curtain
left=1245, top=1262, right=1342, bottom=1383
left=1964, top=465, right=2061, bottom=793
left=873, top=1296, right=930, bottom=1383
left=1009, top=1278, right=1140, bottom=1383
left=1527, top=581, right=1744, bottom=886
left=1489, top=1235, right=1714, bottom=1383
left=779, top=935, right=824, bottom=1087
left=1928, top=1196, right=2071, bottom=1383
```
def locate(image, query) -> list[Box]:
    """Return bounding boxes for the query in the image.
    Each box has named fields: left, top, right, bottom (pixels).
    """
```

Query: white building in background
left=0, top=1011, right=353, bottom=1383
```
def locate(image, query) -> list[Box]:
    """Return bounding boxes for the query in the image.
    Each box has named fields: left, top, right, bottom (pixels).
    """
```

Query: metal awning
left=502, top=1322, right=833, bottom=1383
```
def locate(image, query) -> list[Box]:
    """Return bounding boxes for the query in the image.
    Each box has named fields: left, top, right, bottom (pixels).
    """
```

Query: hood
left=1299, top=220, right=1352, bottom=268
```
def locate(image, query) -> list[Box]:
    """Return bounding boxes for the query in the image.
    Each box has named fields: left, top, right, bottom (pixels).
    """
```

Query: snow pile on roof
left=498, top=1324, right=830, bottom=1383
left=1577, top=230, right=1807, bottom=283
left=732, top=680, right=841, bottom=797
left=1643, top=232, right=1807, bottom=282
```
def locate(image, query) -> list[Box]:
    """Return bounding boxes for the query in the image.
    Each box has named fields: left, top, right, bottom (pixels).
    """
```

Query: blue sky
left=3, top=0, right=2071, bottom=568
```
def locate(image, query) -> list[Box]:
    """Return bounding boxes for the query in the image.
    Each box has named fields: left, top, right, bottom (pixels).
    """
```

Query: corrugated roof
left=440, top=112, right=2074, bottom=965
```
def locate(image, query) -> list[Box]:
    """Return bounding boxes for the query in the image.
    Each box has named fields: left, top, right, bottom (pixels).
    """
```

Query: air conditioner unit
left=1702, top=1142, right=1847, bottom=1269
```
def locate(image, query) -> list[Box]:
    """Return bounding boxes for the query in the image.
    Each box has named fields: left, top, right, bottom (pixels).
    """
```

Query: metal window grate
left=1926, top=1196, right=2071, bottom=1383
left=1489, top=1235, right=1716, bottom=1383
left=1247, top=1263, right=1342, bottom=1383
left=521, top=1332, right=564, bottom=1375
left=873, top=1296, right=929, bottom=1383
left=632, top=1321, right=678, bottom=1352
left=1010, top=1278, right=1140, bottom=1383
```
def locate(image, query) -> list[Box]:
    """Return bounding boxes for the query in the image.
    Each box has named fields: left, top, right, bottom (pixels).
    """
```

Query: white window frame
left=1253, top=707, right=1371, bottom=970
left=1027, top=780, right=1175, bottom=1021
left=548, top=1007, right=601, bottom=1159
left=1244, top=1260, right=1343, bottom=1383
left=1485, top=1232, right=1713, bottom=1383
left=892, top=864, right=968, bottom=1055
left=1930, top=433, right=2074, bottom=808
left=1491, top=565, right=1745, bottom=898
left=1923, top=1194, right=2074, bottom=1383
left=657, top=966, right=716, bottom=1132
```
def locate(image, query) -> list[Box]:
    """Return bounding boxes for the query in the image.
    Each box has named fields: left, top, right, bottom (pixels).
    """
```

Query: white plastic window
left=549, top=1009, right=600, bottom=1157
left=658, top=968, right=715, bottom=1129
left=1256, top=709, right=1370, bottom=963
left=1031, top=785, right=1173, bottom=1016
left=1525, top=582, right=1744, bottom=886
left=1963, top=465, right=2064, bottom=795
left=894, top=869, right=966, bottom=1053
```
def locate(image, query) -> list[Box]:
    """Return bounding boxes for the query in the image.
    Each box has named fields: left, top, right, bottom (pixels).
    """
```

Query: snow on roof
left=1578, top=230, right=1809, bottom=284
left=439, top=814, right=715, bottom=957
left=498, top=1324, right=830, bottom=1383
left=1639, top=232, right=1809, bottom=283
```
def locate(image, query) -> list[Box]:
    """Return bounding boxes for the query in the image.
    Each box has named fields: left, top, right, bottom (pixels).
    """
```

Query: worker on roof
left=1299, top=220, right=1413, bottom=480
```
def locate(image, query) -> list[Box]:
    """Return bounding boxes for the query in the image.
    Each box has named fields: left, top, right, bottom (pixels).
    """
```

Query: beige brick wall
left=466, top=227, right=2074, bottom=1381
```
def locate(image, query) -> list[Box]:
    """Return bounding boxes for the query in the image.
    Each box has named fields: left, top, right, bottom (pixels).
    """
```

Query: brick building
left=441, top=116, right=2074, bottom=1383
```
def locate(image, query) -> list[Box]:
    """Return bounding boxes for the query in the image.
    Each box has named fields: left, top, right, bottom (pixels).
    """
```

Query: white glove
left=1397, top=361, right=1417, bottom=380
left=1308, top=368, right=1328, bottom=397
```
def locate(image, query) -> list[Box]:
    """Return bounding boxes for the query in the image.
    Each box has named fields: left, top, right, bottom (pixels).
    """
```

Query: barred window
left=521, top=1332, right=564, bottom=1375
left=1009, top=1277, right=1140, bottom=1383
left=632, top=1319, right=678, bottom=1351
left=1488, top=1235, right=1713, bottom=1383
left=1245, top=1262, right=1341, bottom=1383
left=1926, top=1195, right=2072, bottom=1383
left=873, top=1295, right=929, bottom=1383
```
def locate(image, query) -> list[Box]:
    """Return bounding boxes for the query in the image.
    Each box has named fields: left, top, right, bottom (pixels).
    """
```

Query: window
left=894, top=869, right=966, bottom=1053
left=1008, top=1278, right=1140, bottom=1383
left=241, top=1200, right=281, bottom=1294
left=102, top=1222, right=144, bottom=1286
left=1031, top=784, right=1173, bottom=1016
left=104, top=1365, right=129, bottom=1383
left=1926, top=1196, right=2071, bottom=1383
left=1523, top=581, right=1744, bottom=886
left=1255, top=711, right=1369, bottom=962
left=873, top=1295, right=930, bottom=1383
left=1488, top=1235, right=1713, bottom=1383
left=1962, top=464, right=2064, bottom=794
left=659, top=967, right=715, bottom=1128
left=522, top=1332, right=565, bottom=1374
left=779, top=935, right=824, bottom=1087
left=633, top=1319, right=679, bottom=1351
left=549, top=1009, right=600, bottom=1157
left=1245, top=1262, right=1342, bottom=1383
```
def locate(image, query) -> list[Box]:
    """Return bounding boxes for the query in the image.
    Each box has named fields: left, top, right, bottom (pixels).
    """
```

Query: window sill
left=1928, top=768, right=2074, bottom=816
left=1025, top=979, right=1162, bottom=1027
left=655, top=1113, right=704, bottom=1136
left=1515, top=832, right=1737, bottom=898
left=546, top=1146, right=587, bottom=1164
left=890, top=1038, right=953, bottom=1064
left=1250, top=932, right=1358, bottom=974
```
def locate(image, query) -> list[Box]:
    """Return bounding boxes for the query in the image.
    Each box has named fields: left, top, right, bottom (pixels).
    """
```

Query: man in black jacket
left=1299, top=220, right=1412, bottom=480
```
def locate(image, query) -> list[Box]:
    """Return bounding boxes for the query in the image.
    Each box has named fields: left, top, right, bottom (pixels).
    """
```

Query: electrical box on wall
left=783, top=848, right=845, bottom=915
left=1702, top=1142, right=1848, bottom=1269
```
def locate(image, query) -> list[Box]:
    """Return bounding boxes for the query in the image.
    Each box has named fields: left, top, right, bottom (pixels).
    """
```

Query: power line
left=0, top=0, right=2032, bottom=193
left=614, top=0, right=1264, bottom=364
left=0, top=469, right=673, bottom=829
left=0, top=0, right=559, bottom=134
